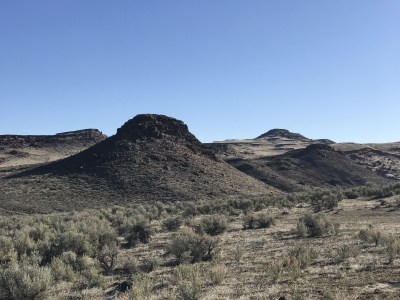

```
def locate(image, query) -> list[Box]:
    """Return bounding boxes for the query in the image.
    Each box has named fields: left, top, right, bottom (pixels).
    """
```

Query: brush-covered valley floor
left=2, top=185, right=400, bottom=300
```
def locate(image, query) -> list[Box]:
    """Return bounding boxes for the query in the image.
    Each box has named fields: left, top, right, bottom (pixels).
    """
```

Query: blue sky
left=1, top=1, right=399, bottom=143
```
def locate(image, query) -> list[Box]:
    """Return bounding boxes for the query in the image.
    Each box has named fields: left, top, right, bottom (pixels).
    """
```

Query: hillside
left=0, top=115, right=276, bottom=214
left=333, top=142, right=400, bottom=180
left=207, top=129, right=399, bottom=189
left=226, top=144, right=391, bottom=192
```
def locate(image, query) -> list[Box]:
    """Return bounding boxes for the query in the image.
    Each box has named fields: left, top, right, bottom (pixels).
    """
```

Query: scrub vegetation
left=1, top=183, right=400, bottom=299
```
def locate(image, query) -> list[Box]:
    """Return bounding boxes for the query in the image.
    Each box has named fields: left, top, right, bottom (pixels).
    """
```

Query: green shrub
left=79, top=265, right=105, bottom=288
left=385, top=237, right=400, bottom=263
left=288, top=245, right=319, bottom=269
left=75, top=255, right=93, bottom=272
left=174, top=264, right=202, bottom=300
left=358, top=226, right=385, bottom=246
left=13, top=229, right=36, bottom=257
left=196, top=215, right=228, bottom=236
left=120, top=257, right=140, bottom=275
left=0, top=261, right=53, bottom=300
left=257, top=213, right=277, bottom=228
left=50, top=257, right=74, bottom=282
left=267, top=259, right=284, bottom=283
left=166, top=229, right=219, bottom=264
left=182, top=202, right=198, bottom=218
left=127, top=274, right=153, bottom=300
left=207, top=264, right=227, bottom=285
left=162, top=216, right=183, bottom=232
left=124, top=219, right=153, bottom=248
left=344, top=189, right=360, bottom=199
left=95, top=243, right=118, bottom=275
left=234, top=245, right=244, bottom=262
left=284, top=257, right=301, bottom=281
left=335, top=244, right=360, bottom=263
left=296, top=221, right=309, bottom=238
left=60, top=251, right=77, bottom=269
left=141, top=256, right=162, bottom=273
left=243, top=213, right=276, bottom=230
left=296, top=213, right=339, bottom=237
left=315, top=194, right=339, bottom=212
left=0, top=236, right=16, bottom=264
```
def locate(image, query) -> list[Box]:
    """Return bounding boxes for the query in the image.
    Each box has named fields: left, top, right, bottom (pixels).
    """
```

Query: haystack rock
left=2, top=114, right=276, bottom=213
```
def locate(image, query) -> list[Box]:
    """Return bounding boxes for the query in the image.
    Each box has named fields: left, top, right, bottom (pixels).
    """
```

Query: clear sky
left=1, top=1, right=399, bottom=143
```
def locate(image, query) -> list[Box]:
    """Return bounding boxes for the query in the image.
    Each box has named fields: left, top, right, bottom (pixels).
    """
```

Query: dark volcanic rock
left=115, top=114, right=218, bottom=160
left=116, top=114, right=192, bottom=141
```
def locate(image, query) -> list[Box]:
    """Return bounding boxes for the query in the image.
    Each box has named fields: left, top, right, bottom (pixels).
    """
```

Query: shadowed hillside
left=226, top=144, right=391, bottom=192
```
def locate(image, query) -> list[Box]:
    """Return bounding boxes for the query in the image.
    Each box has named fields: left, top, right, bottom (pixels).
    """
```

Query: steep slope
left=0, top=115, right=276, bottom=214
left=226, top=144, right=391, bottom=192
left=0, top=129, right=106, bottom=168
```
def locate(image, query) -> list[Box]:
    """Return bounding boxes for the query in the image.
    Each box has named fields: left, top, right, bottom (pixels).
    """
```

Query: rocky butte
left=0, top=114, right=277, bottom=214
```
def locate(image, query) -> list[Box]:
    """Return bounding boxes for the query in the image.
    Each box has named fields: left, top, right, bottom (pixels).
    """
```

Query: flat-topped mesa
left=0, top=129, right=106, bottom=147
left=256, top=129, right=310, bottom=141
left=56, top=129, right=105, bottom=137
left=116, top=114, right=199, bottom=143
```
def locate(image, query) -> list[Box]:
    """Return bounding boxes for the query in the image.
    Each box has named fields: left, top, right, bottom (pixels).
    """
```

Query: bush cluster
left=242, top=213, right=276, bottom=230
left=344, top=182, right=400, bottom=200
left=0, top=208, right=158, bottom=299
left=358, top=226, right=385, bottom=246
left=296, top=213, right=340, bottom=237
left=288, top=244, right=319, bottom=269
left=165, top=229, right=219, bottom=264
left=195, top=215, right=228, bottom=236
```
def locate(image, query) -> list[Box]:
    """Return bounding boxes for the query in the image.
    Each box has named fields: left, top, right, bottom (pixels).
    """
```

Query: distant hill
left=206, top=128, right=335, bottom=160
left=256, top=129, right=311, bottom=141
left=208, top=129, right=400, bottom=186
left=0, top=115, right=276, bottom=214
